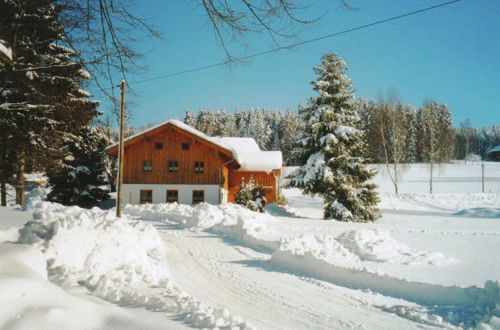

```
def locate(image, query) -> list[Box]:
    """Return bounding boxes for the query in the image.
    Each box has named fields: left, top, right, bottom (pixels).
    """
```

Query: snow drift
left=17, top=201, right=252, bottom=329
left=125, top=202, right=279, bottom=251
left=271, top=232, right=499, bottom=328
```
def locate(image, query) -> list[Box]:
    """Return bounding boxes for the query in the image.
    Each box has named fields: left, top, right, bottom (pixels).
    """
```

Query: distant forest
left=166, top=103, right=500, bottom=166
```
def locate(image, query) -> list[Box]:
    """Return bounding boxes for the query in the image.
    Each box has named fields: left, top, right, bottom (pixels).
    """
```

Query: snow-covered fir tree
left=0, top=0, right=98, bottom=205
left=184, top=110, right=197, bottom=128
left=288, top=53, right=380, bottom=222
left=214, top=110, right=238, bottom=136
left=47, top=126, right=110, bottom=208
left=196, top=110, right=217, bottom=135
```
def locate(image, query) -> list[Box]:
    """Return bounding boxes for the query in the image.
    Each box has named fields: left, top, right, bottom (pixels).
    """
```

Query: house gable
left=111, top=124, right=234, bottom=185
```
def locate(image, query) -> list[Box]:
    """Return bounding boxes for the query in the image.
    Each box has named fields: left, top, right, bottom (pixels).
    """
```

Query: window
left=166, top=190, right=178, bottom=203
left=182, top=143, right=189, bottom=150
left=140, top=190, right=153, bottom=204
left=192, top=190, right=204, bottom=204
left=194, top=161, right=204, bottom=174
left=143, top=160, right=153, bottom=173
left=155, top=142, right=164, bottom=150
left=168, top=160, right=179, bottom=173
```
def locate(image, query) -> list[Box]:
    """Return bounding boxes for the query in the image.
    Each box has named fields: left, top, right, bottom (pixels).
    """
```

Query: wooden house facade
left=106, top=120, right=282, bottom=206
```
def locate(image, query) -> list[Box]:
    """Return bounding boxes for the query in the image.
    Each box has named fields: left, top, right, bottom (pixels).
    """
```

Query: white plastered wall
left=122, top=184, right=226, bottom=205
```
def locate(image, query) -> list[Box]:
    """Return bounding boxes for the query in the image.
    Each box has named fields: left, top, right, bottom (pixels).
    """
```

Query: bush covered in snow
left=235, top=176, right=267, bottom=212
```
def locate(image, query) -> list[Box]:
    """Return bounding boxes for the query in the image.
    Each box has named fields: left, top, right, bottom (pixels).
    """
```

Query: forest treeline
left=179, top=104, right=500, bottom=166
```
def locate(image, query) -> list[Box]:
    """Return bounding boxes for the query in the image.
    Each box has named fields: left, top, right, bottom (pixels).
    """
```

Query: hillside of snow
left=0, top=162, right=499, bottom=329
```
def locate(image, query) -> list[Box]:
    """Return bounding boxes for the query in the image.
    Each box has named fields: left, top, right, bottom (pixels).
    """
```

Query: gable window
left=192, top=190, right=204, bottom=204
left=182, top=143, right=189, bottom=150
left=194, top=161, right=204, bottom=174
left=140, top=190, right=153, bottom=204
left=168, top=160, right=179, bottom=173
left=143, top=160, right=153, bottom=173
left=166, top=190, right=178, bottom=203
left=155, top=142, right=164, bottom=150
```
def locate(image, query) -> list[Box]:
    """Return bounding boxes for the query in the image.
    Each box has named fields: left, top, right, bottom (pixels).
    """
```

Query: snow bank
left=271, top=232, right=499, bottom=328
left=336, top=230, right=457, bottom=266
left=17, top=201, right=252, bottom=329
left=0, top=242, right=172, bottom=330
left=379, top=193, right=500, bottom=212
left=126, top=202, right=279, bottom=251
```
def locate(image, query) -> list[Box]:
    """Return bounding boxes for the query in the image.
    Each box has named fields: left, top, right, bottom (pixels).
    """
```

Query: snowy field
left=0, top=163, right=499, bottom=329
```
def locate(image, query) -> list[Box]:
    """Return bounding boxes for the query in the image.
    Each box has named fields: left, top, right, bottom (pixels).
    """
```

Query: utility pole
left=116, top=80, right=126, bottom=217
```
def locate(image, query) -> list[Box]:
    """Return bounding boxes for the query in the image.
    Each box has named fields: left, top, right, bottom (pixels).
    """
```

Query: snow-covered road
left=159, top=223, right=427, bottom=330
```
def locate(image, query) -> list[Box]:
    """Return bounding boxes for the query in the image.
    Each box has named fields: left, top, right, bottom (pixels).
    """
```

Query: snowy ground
left=0, top=163, right=499, bottom=329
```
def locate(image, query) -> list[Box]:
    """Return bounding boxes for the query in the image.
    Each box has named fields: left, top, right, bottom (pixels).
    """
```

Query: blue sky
left=101, top=0, right=500, bottom=129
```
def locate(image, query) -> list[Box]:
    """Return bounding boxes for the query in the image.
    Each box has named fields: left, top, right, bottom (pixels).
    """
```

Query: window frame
left=166, top=190, right=178, bottom=203
left=192, top=190, right=204, bottom=204
left=168, top=160, right=179, bottom=173
left=143, top=160, right=153, bottom=173
left=139, top=189, right=153, bottom=204
left=182, top=143, right=189, bottom=150
left=194, top=161, right=204, bottom=174
left=155, top=142, right=164, bottom=150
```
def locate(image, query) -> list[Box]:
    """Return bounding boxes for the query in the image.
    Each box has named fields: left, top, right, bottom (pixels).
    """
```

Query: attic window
left=182, top=143, right=189, bottom=150
left=155, top=142, right=163, bottom=150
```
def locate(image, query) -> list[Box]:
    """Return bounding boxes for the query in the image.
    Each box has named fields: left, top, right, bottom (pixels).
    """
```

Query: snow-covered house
left=105, top=120, right=282, bottom=205
left=486, top=145, right=500, bottom=161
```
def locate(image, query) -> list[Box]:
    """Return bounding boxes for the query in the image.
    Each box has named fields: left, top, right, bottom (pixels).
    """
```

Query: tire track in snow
left=159, top=228, right=428, bottom=330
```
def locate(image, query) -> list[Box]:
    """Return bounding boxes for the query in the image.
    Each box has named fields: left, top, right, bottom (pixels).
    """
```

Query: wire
left=118, top=0, right=461, bottom=88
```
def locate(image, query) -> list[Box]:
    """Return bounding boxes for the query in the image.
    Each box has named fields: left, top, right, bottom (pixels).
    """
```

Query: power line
left=119, top=0, right=461, bottom=88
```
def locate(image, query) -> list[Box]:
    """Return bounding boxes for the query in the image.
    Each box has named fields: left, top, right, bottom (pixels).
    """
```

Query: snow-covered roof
left=487, top=145, right=500, bottom=154
left=106, top=119, right=282, bottom=172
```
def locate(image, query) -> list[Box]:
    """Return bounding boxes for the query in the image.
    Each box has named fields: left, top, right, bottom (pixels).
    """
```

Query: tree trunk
left=393, top=162, right=398, bottom=194
left=1, top=181, right=6, bottom=206
left=15, top=147, right=25, bottom=206
left=1, top=146, right=7, bottom=206
left=429, top=161, right=433, bottom=194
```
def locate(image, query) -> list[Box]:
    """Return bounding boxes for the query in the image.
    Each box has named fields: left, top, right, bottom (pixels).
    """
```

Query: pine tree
left=405, top=105, right=418, bottom=163
left=196, top=110, right=217, bottom=135
left=184, top=110, right=197, bottom=128
left=214, top=110, right=238, bottom=136
left=245, top=108, right=272, bottom=149
left=0, top=0, right=98, bottom=205
left=288, top=53, right=380, bottom=222
left=47, top=126, right=110, bottom=208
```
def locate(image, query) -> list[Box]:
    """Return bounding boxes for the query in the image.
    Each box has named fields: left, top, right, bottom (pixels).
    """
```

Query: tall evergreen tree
left=288, top=53, right=379, bottom=222
left=47, top=126, right=110, bottom=208
left=0, top=0, right=98, bottom=205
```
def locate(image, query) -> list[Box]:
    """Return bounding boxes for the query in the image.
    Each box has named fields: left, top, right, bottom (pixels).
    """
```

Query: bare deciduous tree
left=370, top=102, right=408, bottom=194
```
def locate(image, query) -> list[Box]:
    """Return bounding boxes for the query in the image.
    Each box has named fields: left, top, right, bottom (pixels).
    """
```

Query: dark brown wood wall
left=123, top=127, right=231, bottom=185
